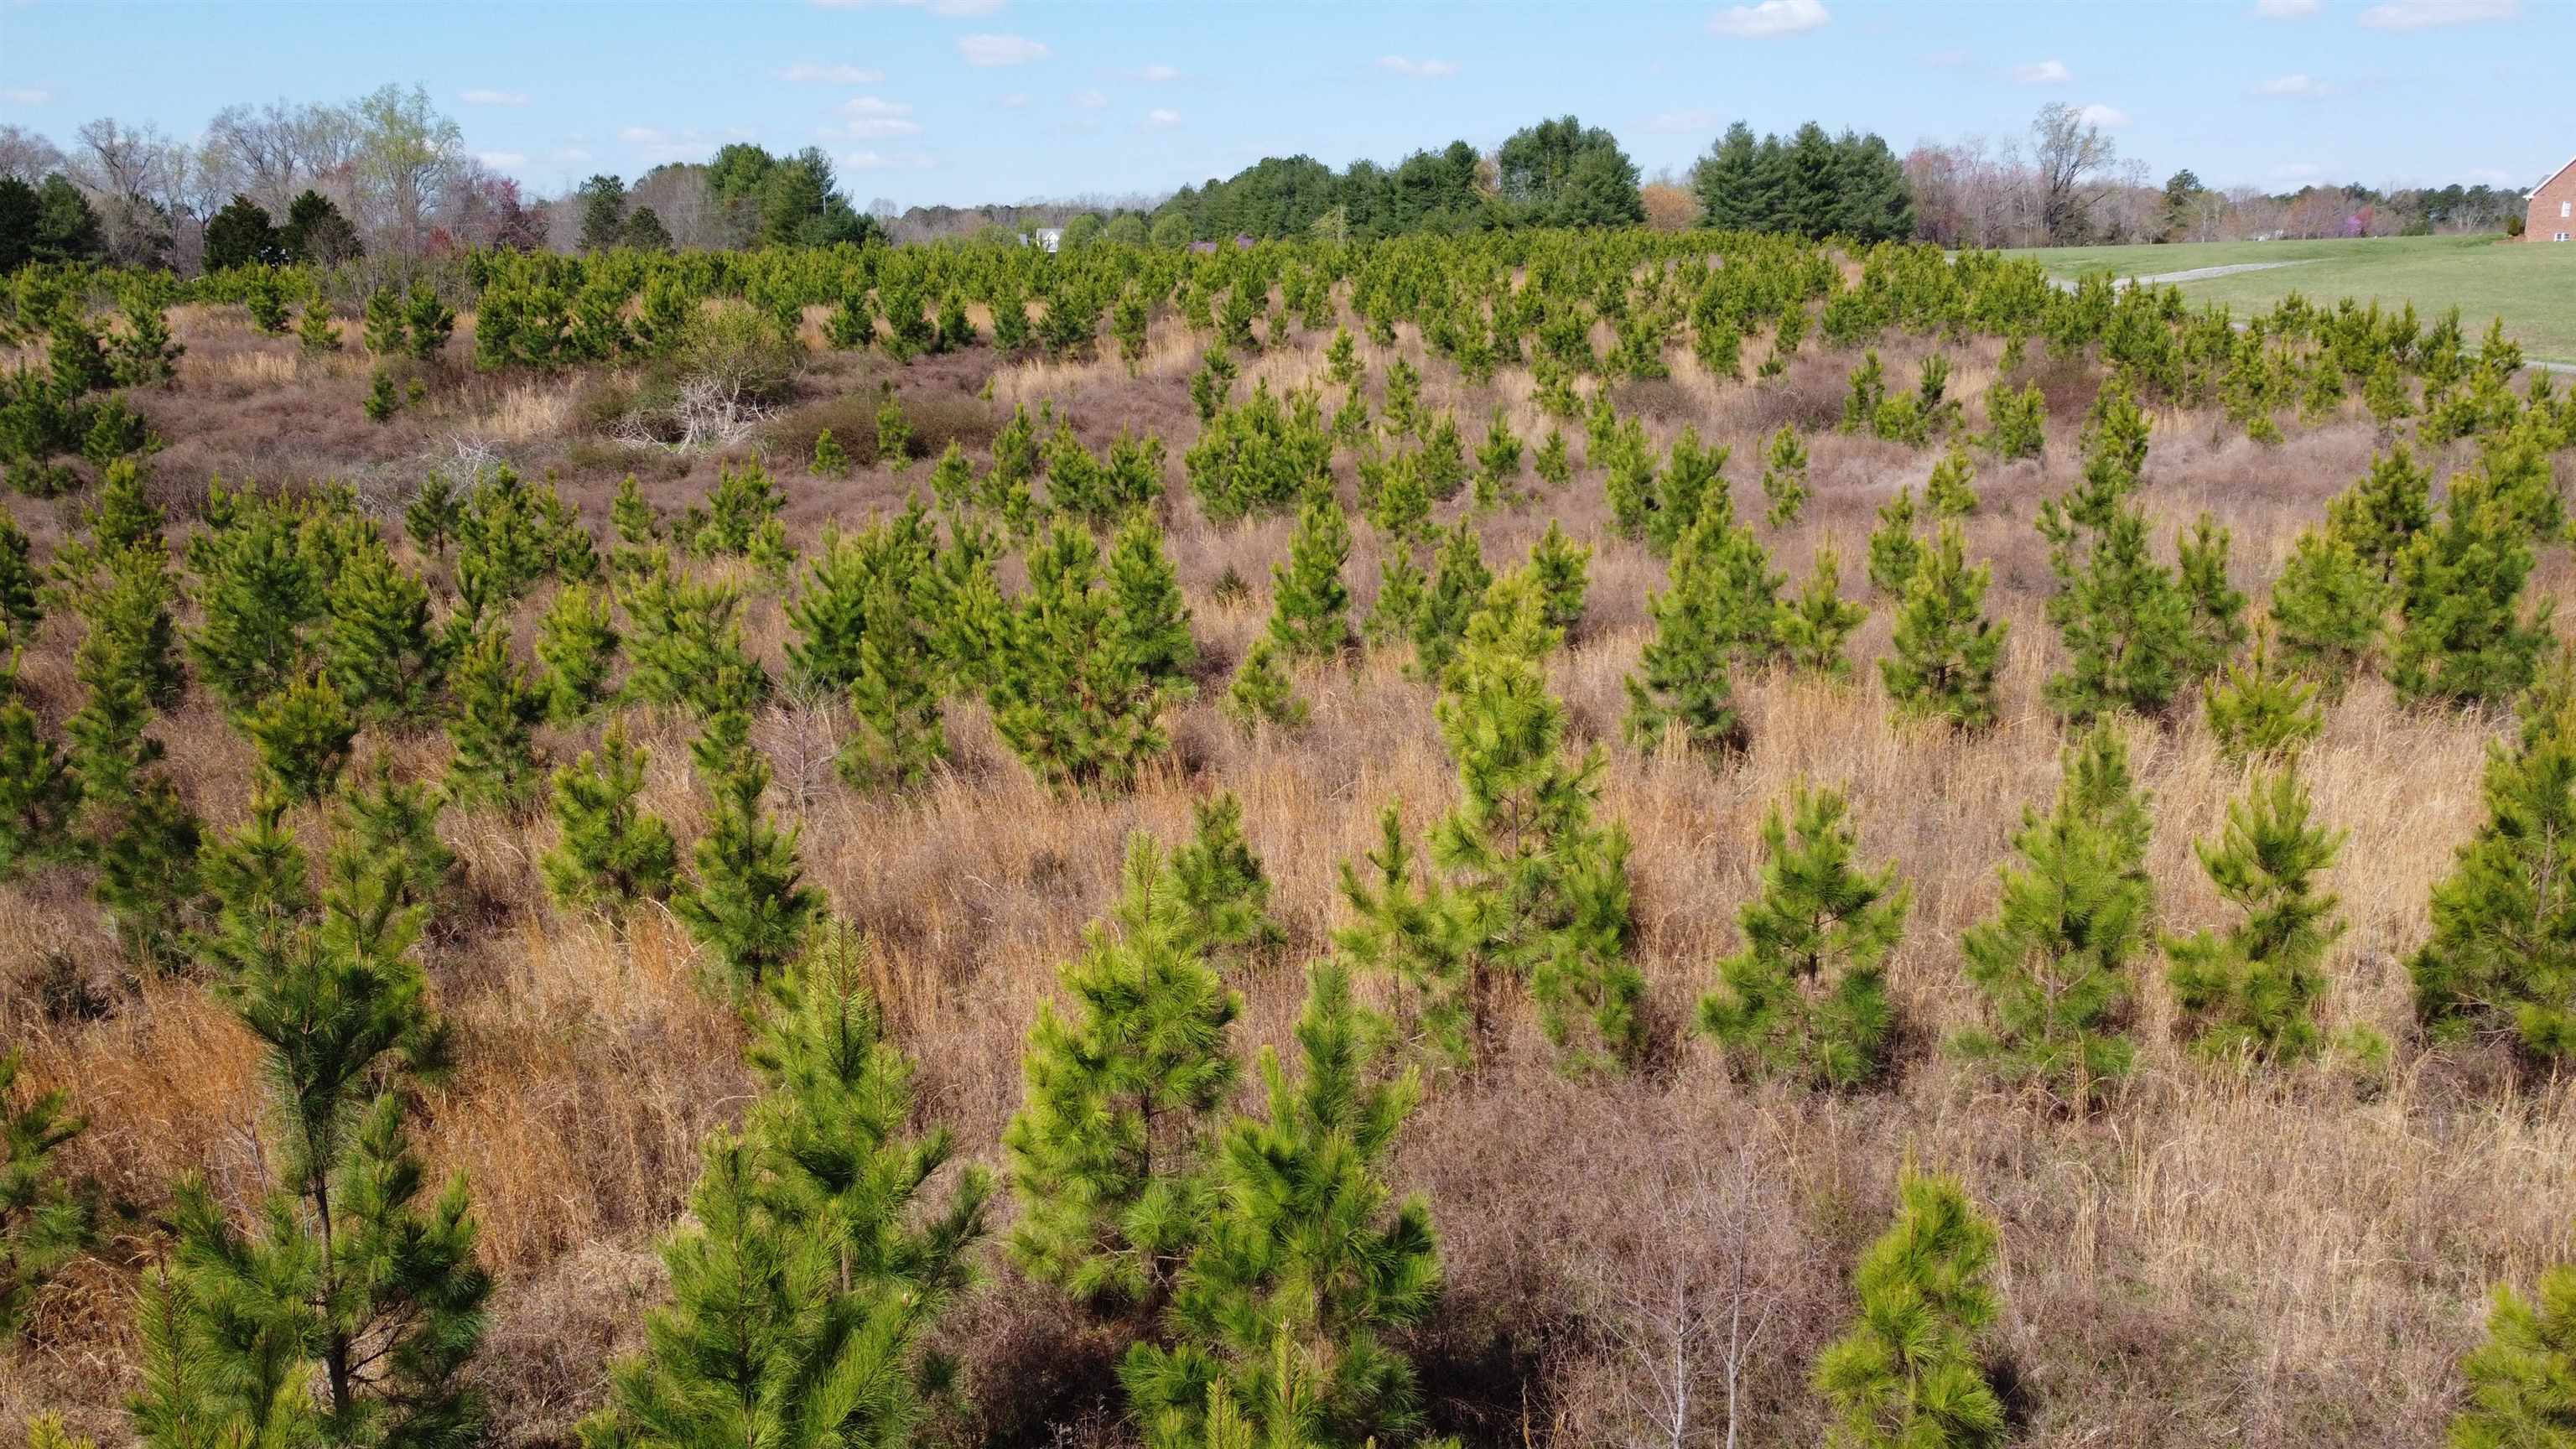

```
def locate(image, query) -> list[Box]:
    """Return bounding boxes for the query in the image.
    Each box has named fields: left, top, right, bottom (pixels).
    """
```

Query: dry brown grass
left=3, top=299, right=2573, bottom=1449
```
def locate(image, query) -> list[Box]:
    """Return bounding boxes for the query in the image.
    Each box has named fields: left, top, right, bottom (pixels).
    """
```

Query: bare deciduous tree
left=0, top=123, right=65, bottom=184
left=2031, top=101, right=2119, bottom=244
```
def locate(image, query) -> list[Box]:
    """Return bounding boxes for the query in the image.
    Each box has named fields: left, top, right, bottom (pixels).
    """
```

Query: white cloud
left=556, top=146, right=594, bottom=164
left=815, top=0, right=1001, bottom=13
left=957, top=32, right=1047, bottom=65
left=2077, top=102, right=2131, bottom=128
left=1707, top=0, right=1829, bottom=39
left=2254, top=0, right=2322, bottom=15
left=2358, top=0, right=2514, bottom=27
left=1376, top=55, right=1459, bottom=76
left=782, top=62, right=885, bottom=84
left=825, top=97, right=923, bottom=139
left=2465, top=165, right=2513, bottom=185
left=1921, top=48, right=1971, bottom=67
left=1137, top=63, right=1180, bottom=81
left=0, top=87, right=53, bottom=105
left=2255, top=72, right=2333, bottom=97
left=998, top=92, right=1029, bottom=107
left=1648, top=108, right=1725, bottom=135
left=842, top=149, right=936, bottom=170
left=460, top=88, right=528, bottom=106
left=1069, top=89, right=1108, bottom=109
left=2012, top=59, right=2071, bottom=85
left=476, top=151, right=529, bottom=169
left=618, top=126, right=667, bottom=143
left=1146, top=107, right=1181, bottom=127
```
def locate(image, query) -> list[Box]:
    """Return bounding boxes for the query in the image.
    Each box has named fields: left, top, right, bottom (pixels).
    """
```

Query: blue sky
left=0, top=0, right=2565, bottom=208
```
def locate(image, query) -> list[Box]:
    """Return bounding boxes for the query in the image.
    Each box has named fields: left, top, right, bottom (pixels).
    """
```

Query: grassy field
left=2006, top=233, right=2576, bottom=363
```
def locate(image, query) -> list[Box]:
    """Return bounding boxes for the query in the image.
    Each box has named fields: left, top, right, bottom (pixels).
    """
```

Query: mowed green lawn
left=2002, top=233, right=2576, bottom=363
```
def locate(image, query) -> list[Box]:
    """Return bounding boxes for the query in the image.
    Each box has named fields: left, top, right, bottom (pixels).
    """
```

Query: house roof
left=2532, top=154, right=2576, bottom=200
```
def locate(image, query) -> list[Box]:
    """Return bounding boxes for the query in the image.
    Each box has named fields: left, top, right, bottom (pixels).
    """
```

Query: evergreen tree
left=243, top=672, right=358, bottom=803
left=535, top=582, right=619, bottom=724
left=403, top=282, right=454, bottom=363
left=0, top=664, right=80, bottom=880
left=1266, top=493, right=1353, bottom=662
left=1698, top=785, right=1909, bottom=1090
left=674, top=750, right=818, bottom=997
left=1119, top=960, right=1441, bottom=1449
left=1, top=1050, right=95, bottom=1343
left=1881, top=522, right=2007, bottom=730
left=1005, top=834, right=1240, bottom=1314
left=321, top=540, right=442, bottom=725
left=785, top=510, right=936, bottom=697
left=1950, top=723, right=2153, bottom=1112
left=1811, top=1168, right=2007, bottom=1449
left=1924, top=444, right=1980, bottom=518
left=111, top=294, right=184, bottom=387
left=2449, top=1262, right=2576, bottom=1449
left=0, top=506, right=40, bottom=650
left=810, top=428, right=849, bottom=477
left=296, top=299, right=340, bottom=354
left=443, top=626, right=544, bottom=812
left=1223, top=635, right=1309, bottom=734
left=2203, top=628, right=2324, bottom=765
left=1533, top=427, right=1572, bottom=491
left=844, top=571, right=948, bottom=792
left=2167, top=766, right=2345, bottom=1065
left=362, top=286, right=408, bottom=356
left=2038, top=383, right=2193, bottom=722
left=2331, top=446, right=2433, bottom=581
left=2177, top=512, right=2249, bottom=681
left=404, top=476, right=461, bottom=556
left=875, top=388, right=912, bottom=473
left=190, top=507, right=321, bottom=714
left=1867, top=486, right=1924, bottom=598
left=1776, top=544, right=1867, bottom=679
left=541, top=724, right=679, bottom=918
left=1108, top=511, right=1200, bottom=689
left=136, top=813, right=486, bottom=1449
left=1363, top=549, right=1428, bottom=656
left=2389, top=467, right=2552, bottom=709
left=91, top=459, right=164, bottom=555
left=1525, top=519, right=1592, bottom=638
left=583, top=923, right=988, bottom=1449
left=1170, top=792, right=1287, bottom=961
left=1761, top=423, right=1809, bottom=528
left=990, top=523, right=1178, bottom=795
left=1623, top=506, right=1748, bottom=759
left=2267, top=525, right=2385, bottom=691
left=2412, top=657, right=2576, bottom=1063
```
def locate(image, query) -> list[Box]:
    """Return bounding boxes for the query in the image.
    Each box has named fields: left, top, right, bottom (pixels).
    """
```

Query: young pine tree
left=1409, top=522, right=1490, bottom=681
left=673, top=750, right=818, bottom=998
left=1881, top=522, right=2008, bottom=731
left=1005, top=834, right=1240, bottom=1316
left=540, top=724, right=679, bottom=920
left=324, top=539, right=444, bottom=724
left=2267, top=524, right=2385, bottom=692
left=2449, top=1262, right=2576, bottom=1449
left=1525, top=519, right=1592, bottom=638
left=844, top=574, right=949, bottom=791
left=242, top=671, right=358, bottom=804
left=1697, top=785, right=1910, bottom=1090
left=443, top=626, right=545, bottom=813
left=2202, top=628, right=2324, bottom=766
left=135, top=815, right=487, bottom=1449
left=989, top=523, right=1177, bottom=795
left=1623, top=509, right=1748, bottom=759
left=1774, top=544, right=1868, bottom=679
left=1223, top=634, right=1309, bottom=734
left=1867, top=486, right=1924, bottom=597
left=1170, top=792, right=1287, bottom=962
left=1924, top=444, right=1981, bottom=519
left=1760, top=423, right=1809, bottom=528
left=1950, top=723, right=2153, bottom=1112
left=2166, top=766, right=2346, bottom=1066
left=535, top=582, right=620, bottom=724
left=582, top=922, right=988, bottom=1449
left=1265, top=492, right=1354, bottom=662
left=1119, top=960, right=1442, bottom=1449
left=0, top=1051, right=95, bottom=1343
left=2038, top=384, right=2194, bottom=722
left=0, top=664, right=80, bottom=881
left=2387, top=469, right=2553, bottom=709
left=2411, top=657, right=2576, bottom=1064
left=1811, top=1168, right=2007, bottom=1449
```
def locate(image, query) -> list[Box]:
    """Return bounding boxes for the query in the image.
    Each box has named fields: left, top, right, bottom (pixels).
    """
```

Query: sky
left=0, top=0, right=2567, bottom=210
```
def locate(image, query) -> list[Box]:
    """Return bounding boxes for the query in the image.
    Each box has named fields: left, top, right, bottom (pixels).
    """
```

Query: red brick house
left=2531, top=156, right=2576, bottom=242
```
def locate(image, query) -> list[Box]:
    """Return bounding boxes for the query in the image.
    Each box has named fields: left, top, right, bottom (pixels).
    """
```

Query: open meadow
left=0, top=225, right=2571, bottom=1449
